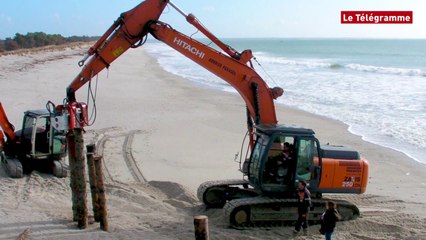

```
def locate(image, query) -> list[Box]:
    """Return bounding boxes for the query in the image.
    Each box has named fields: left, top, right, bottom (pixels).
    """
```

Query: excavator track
left=2, top=156, right=24, bottom=178
left=197, top=179, right=258, bottom=208
left=224, top=196, right=360, bottom=228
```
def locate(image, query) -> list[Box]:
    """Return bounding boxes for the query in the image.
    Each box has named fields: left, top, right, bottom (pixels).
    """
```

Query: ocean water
left=144, top=39, right=426, bottom=164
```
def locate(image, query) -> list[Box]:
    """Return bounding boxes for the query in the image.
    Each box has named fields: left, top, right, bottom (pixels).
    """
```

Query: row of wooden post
left=68, top=129, right=108, bottom=231
left=68, top=129, right=209, bottom=238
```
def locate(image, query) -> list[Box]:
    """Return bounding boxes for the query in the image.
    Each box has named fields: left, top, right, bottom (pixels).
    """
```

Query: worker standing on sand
left=320, top=201, right=341, bottom=240
left=293, top=181, right=311, bottom=234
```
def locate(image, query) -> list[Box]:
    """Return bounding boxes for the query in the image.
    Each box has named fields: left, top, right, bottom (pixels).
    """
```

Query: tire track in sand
left=14, top=175, right=31, bottom=209
left=95, top=134, right=115, bottom=183
left=122, top=130, right=146, bottom=183
left=91, top=128, right=146, bottom=183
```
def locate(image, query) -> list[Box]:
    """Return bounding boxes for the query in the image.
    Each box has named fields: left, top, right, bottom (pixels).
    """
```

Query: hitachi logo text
left=173, top=37, right=205, bottom=59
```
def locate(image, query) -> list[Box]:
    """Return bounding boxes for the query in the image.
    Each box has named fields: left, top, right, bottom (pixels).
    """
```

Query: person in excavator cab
left=265, top=141, right=293, bottom=184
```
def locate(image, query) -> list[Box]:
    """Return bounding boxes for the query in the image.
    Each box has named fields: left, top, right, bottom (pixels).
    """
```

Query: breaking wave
left=345, top=64, right=425, bottom=77
left=255, top=53, right=426, bottom=77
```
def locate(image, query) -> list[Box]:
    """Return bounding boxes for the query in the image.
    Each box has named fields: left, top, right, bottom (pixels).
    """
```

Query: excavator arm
left=53, top=0, right=169, bottom=130
left=149, top=21, right=279, bottom=125
left=0, top=103, right=16, bottom=148
left=56, top=0, right=283, bottom=146
left=66, top=0, right=169, bottom=100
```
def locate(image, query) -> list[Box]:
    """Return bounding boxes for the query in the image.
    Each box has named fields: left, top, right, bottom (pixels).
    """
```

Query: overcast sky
left=1, top=0, right=425, bottom=39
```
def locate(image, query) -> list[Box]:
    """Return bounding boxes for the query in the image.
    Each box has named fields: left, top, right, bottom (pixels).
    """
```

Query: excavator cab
left=200, top=124, right=363, bottom=226
left=1, top=109, right=67, bottom=178
left=246, top=124, right=321, bottom=196
left=19, top=110, right=67, bottom=159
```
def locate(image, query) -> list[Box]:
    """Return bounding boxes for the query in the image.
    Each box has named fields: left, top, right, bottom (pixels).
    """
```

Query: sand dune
left=1, top=45, right=426, bottom=239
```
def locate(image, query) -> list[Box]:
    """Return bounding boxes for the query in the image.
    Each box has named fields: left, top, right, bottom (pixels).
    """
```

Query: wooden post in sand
left=94, top=153, right=108, bottom=231
left=68, top=132, right=77, bottom=222
left=86, top=143, right=109, bottom=231
left=68, top=128, right=88, bottom=229
left=86, top=144, right=100, bottom=221
left=193, top=215, right=209, bottom=240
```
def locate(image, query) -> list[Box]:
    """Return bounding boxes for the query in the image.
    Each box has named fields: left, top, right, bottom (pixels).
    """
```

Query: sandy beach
left=1, top=45, right=426, bottom=239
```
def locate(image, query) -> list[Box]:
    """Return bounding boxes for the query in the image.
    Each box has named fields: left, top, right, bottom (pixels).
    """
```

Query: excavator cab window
left=295, top=138, right=319, bottom=183
left=51, top=126, right=66, bottom=155
left=21, top=115, right=36, bottom=154
left=22, top=116, right=34, bottom=140
left=263, top=135, right=295, bottom=186
left=248, top=135, right=266, bottom=185
left=22, top=114, right=50, bottom=155
left=34, top=116, right=50, bottom=154
left=258, top=134, right=321, bottom=191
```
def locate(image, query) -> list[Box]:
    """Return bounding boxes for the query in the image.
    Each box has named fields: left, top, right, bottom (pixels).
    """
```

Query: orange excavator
left=46, top=0, right=368, bottom=226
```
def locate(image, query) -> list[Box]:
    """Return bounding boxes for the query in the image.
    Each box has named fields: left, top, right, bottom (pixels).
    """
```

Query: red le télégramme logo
left=341, top=11, right=413, bottom=24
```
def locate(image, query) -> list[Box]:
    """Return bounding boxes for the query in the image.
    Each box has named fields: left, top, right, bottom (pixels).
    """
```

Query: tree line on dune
left=0, top=32, right=99, bottom=52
